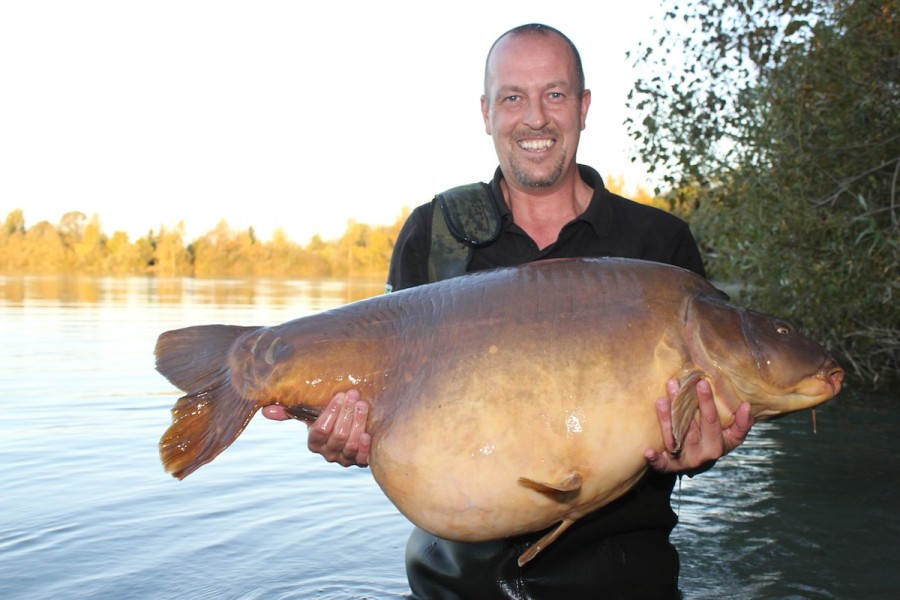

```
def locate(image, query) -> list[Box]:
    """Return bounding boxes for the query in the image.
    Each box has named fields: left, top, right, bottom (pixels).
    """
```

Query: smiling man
left=266, top=23, right=754, bottom=599
left=481, top=28, right=593, bottom=248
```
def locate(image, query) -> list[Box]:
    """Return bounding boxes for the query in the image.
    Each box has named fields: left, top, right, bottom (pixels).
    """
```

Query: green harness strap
left=428, top=182, right=501, bottom=282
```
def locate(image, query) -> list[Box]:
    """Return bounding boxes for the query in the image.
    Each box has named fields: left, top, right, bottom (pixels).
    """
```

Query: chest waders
left=428, top=182, right=501, bottom=282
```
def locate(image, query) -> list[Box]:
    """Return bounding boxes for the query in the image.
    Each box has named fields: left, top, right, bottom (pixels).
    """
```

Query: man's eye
left=505, top=95, right=520, bottom=102
left=549, top=92, right=564, bottom=100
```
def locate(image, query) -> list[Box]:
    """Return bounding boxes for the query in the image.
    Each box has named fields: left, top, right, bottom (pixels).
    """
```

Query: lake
left=1, top=274, right=897, bottom=599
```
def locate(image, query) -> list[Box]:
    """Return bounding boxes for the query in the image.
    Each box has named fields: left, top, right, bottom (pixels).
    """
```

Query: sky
left=1, top=0, right=663, bottom=245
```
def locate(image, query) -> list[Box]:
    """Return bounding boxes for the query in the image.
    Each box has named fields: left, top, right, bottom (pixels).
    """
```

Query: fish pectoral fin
left=284, top=404, right=323, bottom=424
left=517, top=518, right=576, bottom=567
left=671, top=370, right=706, bottom=454
left=518, top=471, right=583, bottom=502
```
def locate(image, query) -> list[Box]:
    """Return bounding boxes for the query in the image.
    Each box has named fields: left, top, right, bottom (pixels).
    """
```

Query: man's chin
left=509, top=156, right=567, bottom=189
left=512, top=170, right=563, bottom=189
left=513, top=166, right=562, bottom=189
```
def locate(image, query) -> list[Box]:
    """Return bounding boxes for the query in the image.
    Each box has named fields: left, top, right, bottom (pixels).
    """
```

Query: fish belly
left=365, top=320, right=673, bottom=541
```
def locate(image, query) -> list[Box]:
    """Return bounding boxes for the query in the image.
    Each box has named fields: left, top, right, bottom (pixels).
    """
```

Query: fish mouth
left=824, top=359, right=845, bottom=396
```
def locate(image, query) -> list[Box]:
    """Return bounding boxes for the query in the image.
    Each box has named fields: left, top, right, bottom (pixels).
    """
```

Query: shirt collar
left=489, top=164, right=612, bottom=237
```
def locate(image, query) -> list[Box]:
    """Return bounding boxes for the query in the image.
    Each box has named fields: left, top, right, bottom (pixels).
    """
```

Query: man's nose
left=523, top=100, right=549, bottom=129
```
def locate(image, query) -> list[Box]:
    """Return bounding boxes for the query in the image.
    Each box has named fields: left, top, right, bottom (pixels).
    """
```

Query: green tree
left=628, top=0, right=899, bottom=384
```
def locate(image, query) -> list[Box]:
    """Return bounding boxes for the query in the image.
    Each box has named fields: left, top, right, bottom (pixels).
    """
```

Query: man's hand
left=644, top=378, right=754, bottom=476
left=261, top=390, right=371, bottom=467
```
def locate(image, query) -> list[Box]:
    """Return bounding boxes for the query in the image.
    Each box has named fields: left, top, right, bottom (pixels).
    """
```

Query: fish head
left=688, top=294, right=844, bottom=421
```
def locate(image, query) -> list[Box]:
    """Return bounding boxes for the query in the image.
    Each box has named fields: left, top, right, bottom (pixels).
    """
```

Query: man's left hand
left=645, top=378, right=754, bottom=476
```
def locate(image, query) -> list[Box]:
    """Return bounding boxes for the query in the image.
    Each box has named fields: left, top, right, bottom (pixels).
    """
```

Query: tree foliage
left=628, top=0, right=899, bottom=385
left=0, top=209, right=409, bottom=280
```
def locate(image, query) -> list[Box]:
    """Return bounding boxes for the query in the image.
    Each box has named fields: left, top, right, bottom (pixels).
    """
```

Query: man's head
left=481, top=24, right=591, bottom=192
left=483, top=24, right=586, bottom=99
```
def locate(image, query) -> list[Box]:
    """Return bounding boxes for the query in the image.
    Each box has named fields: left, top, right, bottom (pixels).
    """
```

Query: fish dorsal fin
left=671, top=370, right=706, bottom=454
left=517, top=518, right=576, bottom=566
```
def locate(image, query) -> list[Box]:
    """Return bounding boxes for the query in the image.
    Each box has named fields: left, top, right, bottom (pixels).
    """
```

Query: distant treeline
left=0, top=208, right=409, bottom=278
left=0, top=177, right=658, bottom=279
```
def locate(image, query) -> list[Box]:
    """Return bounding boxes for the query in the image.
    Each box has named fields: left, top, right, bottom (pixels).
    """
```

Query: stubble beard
left=509, top=151, right=567, bottom=189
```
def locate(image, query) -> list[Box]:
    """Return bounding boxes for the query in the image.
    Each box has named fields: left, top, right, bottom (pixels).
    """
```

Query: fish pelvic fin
left=671, top=370, right=706, bottom=454
left=518, top=471, right=583, bottom=506
left=155, top=325, right=261, bottom=480
left=517, top=519, right=576, bottom=567
left=284, top=404, right=324, bottom=424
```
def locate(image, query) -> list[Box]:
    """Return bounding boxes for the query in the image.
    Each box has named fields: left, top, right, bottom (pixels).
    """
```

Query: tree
left=58, top=211, right=87, bottom=248
left=152, top=223, right=192, bottom=276
left=628, top=0, right=899, bottom=384
left=106, top=230, right=145, bottom=273
left=3, top=209, right=25, bottom=235
left=74, top=214, right=109, bottom=272
left=25, top=221, right=68, bottom=271
left=0, top=208, right=408, bottom=280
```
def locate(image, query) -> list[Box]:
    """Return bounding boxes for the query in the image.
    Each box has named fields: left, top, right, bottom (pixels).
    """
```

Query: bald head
left=484, top=24, right=586, bottom=98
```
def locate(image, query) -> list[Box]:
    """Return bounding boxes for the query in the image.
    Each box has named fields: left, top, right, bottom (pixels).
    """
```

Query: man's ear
left=580, top=89, right=591, bottom=130
left=481, top=95, right=491, bottom=135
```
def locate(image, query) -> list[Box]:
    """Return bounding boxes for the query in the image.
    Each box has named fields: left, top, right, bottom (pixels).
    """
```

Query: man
left=266, top=24, right=753, bottom=598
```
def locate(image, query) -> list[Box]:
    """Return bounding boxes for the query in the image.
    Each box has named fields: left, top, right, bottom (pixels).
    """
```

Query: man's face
left=481, top=33, right=591, bottom=192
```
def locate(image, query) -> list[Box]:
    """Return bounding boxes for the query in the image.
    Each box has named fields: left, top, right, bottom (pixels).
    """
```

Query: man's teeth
left=518, top=139, right=554, bottom=150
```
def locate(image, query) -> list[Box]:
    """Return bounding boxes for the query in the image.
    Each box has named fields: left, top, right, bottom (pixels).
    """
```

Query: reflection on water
left=674, top=394, right=900, bottom=599
left=0, top=274, right=385, bottom=308
left=1, top=275, right=897, bottom=599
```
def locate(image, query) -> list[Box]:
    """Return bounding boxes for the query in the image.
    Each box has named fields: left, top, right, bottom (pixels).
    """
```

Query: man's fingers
left=262, top=404, right=290, bottom=421
left=655, top=396, right=677, bottom=453
left=307, top=390, right=370, bottom=467
left=338, top=399, right=368, bottom=456
left=308, top=393, right=347, bottom=455
left=696, top=379, right=720, bottom=432
left=644, top=448, right=669, bottom=472
left=666, top=377, right=680, bottom=399
left=355, top=432, right=372, bottom=467
left=722, top=402, right=754, bottom=452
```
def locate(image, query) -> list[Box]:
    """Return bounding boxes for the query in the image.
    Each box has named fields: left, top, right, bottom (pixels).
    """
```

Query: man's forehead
left=489, top=32, right=572, bottom=66
left=486, top=34, right=577, bottom=89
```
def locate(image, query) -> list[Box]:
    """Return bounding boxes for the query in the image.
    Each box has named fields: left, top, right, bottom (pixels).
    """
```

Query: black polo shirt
left=387, top=164, right=705, bottom=292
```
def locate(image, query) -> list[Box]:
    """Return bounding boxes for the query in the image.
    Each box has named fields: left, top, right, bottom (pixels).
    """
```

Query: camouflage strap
left=428, top=182, right=501, bottom=282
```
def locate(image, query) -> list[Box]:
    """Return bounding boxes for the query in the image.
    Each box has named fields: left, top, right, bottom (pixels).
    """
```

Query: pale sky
left=1, top=0, right=662, bottom=245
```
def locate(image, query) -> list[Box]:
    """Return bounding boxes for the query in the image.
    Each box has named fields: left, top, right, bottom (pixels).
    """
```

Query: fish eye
left=776, top=325, right=791, bottom=335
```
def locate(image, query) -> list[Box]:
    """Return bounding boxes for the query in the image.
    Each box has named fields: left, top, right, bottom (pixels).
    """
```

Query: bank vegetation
left=627, top=0, right=898, bottom=385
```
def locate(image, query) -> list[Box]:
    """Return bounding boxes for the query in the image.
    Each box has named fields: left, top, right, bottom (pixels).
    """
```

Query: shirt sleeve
left=386, top=203, right=433, bottom=292
left=668, top=224, right=707, bottom=278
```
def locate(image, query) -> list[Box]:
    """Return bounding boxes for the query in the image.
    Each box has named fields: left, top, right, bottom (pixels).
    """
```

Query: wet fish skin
left=155, top=257, right=843, bottom=564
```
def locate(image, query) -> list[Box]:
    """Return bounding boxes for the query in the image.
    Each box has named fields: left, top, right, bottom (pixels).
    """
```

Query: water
left=1, top=275, right=897, bottom=599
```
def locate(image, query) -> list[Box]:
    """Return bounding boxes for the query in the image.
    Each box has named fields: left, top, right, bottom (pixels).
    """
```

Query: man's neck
left=501, top=171, right=594, bottom=250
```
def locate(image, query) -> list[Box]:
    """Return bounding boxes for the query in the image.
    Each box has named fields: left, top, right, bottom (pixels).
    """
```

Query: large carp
left=156, top=257, right=843, bottom=565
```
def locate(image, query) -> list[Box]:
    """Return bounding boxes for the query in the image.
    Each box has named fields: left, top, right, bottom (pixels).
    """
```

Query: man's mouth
left=517, top=138, right=555, bottom=151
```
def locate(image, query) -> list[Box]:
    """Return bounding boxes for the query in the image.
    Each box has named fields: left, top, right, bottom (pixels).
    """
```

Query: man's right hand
left=261, top=389, right=371, bottom=467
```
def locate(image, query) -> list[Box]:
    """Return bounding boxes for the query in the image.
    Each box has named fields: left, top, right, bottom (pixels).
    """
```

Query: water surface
left=1, top=275, right=896, bottom=599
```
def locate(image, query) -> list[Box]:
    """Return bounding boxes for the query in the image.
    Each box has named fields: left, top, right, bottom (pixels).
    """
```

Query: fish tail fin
left=155, top=325, right=260, bottom=480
